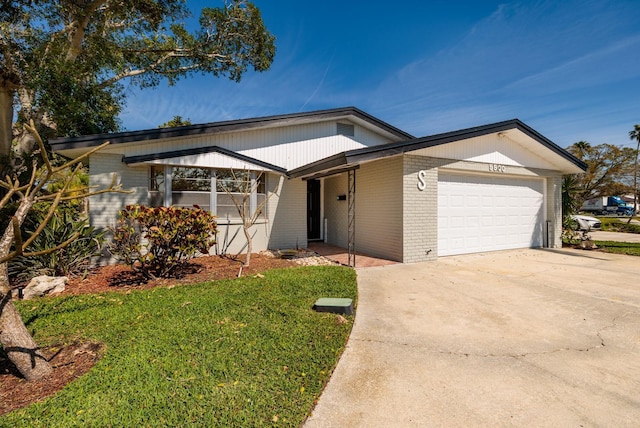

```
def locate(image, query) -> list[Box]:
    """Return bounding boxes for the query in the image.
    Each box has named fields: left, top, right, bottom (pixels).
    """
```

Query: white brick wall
left=355, top=157, right=403, bottom=261
left=546, top=176, right=563, bottom=248
left=267, top=176, right=307, bottom=250
left=89, top=153, right=149, bottom=231
left=403, top=155, right=439, bottom=262
left=89, top=153, right=149, bottom=264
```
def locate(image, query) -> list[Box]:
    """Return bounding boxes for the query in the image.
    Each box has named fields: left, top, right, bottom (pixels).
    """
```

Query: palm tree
left=629, top=124, right=640, bottom=224
left=562, top=174, right=581, bottom=219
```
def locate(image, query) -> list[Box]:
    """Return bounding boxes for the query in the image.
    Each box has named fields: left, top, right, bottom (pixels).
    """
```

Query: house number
left=417, top=170, right=427, bottom=191
left=489, top=164, right=506, bottom=173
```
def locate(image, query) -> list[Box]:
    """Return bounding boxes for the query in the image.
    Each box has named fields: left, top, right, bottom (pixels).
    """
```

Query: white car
left=570, top=214, right=602, bottom=231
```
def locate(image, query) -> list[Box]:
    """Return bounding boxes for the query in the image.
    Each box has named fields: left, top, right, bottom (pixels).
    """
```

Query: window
left=149, top=166, right=267, bottom=220
left=149, top=166, right=165, bottom=206
left=337, top=122, right=355, bottom=137
left=172, top=167, right=211, bottom=211
left=150, top=166, right=165, bottom=191
left=172, top=167, right=211, bottom=191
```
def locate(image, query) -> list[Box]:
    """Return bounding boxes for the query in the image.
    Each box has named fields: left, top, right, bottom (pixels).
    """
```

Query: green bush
left=562, top=217, right=582, bottom=245
left=108, top=205, right=217, bottom=279
left=8, top=203, right=106, bottom=283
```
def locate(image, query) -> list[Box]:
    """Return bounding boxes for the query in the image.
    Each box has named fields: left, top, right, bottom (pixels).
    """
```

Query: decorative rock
left=22, top=276, right=68, bottom=300
left=580, top=240, right=597, bottom=250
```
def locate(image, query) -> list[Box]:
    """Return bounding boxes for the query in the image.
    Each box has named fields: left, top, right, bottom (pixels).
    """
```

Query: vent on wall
left=337, top=123, right=355, bottom=137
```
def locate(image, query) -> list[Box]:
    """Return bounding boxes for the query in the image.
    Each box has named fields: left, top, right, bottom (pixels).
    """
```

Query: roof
left=123, top=145, right=287, bottom=174
left=50, top=108, right=585, bottom=178
left=49, top=106, right=414, bottom=152
left=288, top=119, right=587, bottom=178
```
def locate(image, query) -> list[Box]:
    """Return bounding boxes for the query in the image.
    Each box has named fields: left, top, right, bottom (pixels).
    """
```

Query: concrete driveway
left=305, top=249, right=640, bottom=427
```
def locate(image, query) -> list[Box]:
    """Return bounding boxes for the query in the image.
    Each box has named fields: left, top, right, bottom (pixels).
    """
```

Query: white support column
left=164, top=165, right=172, bottom=207
left=250, top=171, right=258, bottom=215
left=347, top=169, right=356, bottom=267
left=210, top=170, right=217, bottom=214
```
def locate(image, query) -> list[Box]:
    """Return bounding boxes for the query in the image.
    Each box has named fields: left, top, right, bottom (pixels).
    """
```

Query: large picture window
left=172, top=167, right=211, bottom=211
left=149, top=166, right=267, bottom=220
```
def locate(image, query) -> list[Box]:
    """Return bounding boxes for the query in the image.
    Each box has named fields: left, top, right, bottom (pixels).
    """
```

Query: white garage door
left=438, top=172, right=545, bottom=256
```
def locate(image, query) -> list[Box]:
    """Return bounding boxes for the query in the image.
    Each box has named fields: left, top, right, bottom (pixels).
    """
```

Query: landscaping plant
left=218, top=169, right=272, bottom=268
left=8, top=203, right=106, bottom=283
left=0, top=121, right=124, bottom=381
left=108, top=205, right=217, bottom=279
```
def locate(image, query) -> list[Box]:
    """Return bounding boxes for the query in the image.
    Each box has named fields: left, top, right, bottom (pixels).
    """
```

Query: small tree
left=159, top=116, right=192, bottom=128
left=0, top=121, right=125, bottom=380
left=565, top=141, right=636, bottom=207
left=562, top=174, right=581, bottom=220
left=219, top=169, right=271, bottom=269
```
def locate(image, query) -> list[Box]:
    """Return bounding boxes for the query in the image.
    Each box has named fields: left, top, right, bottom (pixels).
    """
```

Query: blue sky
left=121, top=0, right=640, bottom=149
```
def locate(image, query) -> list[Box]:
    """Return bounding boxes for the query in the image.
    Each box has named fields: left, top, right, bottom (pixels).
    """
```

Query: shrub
left=108, top=205, right=217, bottom=279
left=562, top=216, right=591, bottom=245
left=8, top=203, right=106, bottom=283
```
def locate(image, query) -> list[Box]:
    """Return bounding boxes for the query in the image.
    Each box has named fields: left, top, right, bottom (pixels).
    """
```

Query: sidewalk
left=590, top=230, right=640, bottom=243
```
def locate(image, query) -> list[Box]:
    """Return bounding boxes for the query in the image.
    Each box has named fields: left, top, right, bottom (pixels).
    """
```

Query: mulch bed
left=1, top=253, right=298, bottom=416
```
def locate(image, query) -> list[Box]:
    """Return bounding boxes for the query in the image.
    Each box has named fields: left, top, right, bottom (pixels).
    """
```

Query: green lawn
left=1, top=266, right=357, bottom=427
left=598, top=217, right=640, bottom=234
left=594, top=241, right=640, bottom=256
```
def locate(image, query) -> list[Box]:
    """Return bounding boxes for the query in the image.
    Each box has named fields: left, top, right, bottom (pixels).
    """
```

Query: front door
left=307, top=179, right=321, bottom=240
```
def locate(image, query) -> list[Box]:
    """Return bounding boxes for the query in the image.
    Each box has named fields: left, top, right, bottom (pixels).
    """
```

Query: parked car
left=570, top=214, right=602, bottom=231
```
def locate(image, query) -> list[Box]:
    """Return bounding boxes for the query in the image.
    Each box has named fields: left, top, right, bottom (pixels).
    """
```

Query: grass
left=593, top=241, right=640, bottom=256
left=597, top=217, right=640, bottom=234
left=1, top=266, right=357, bottom=427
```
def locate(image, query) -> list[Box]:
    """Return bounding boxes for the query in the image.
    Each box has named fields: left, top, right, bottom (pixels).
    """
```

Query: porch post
left=347, top=169, right=356, bottom=267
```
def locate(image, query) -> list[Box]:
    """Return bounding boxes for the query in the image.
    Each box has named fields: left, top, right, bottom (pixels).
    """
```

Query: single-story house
left=50, top=107, right=586, bottom=264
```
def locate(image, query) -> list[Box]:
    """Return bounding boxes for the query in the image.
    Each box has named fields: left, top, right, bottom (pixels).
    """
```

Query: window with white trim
left=149, top=166, right=266, bottom=219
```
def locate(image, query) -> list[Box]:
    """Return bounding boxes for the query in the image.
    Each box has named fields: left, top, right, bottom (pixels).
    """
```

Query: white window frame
left=150, top=166, right=266, bottom=220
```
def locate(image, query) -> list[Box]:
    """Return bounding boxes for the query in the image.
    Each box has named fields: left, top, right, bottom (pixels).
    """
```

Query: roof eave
left=123, top=145, right=287, bottom=174
left=50, top=106, right=414, bottom=153
left=287, top=119, right=587, bottom=179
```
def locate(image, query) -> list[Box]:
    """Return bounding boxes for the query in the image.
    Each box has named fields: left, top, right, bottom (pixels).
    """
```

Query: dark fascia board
left=123, top=145, right=287, bottom=174
left=301, top=165, right=360, bottom=181
left=288, top=119, right=587, bottom=178
left=287, top=152, right=351, bottom=179
left=49, top=106, right=414, bottom=151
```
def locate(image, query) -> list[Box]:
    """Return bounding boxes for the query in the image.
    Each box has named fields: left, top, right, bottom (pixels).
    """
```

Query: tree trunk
left=0, top=195, right=53, bottom=380
left=243, top=221, right=252, bottom=267
left=0, top=264, right=53, bottom=381
left=0, top=86, right=13, bottom=159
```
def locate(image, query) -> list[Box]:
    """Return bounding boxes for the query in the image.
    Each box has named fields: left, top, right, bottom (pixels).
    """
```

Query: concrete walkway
left=307, top=242, right=397, bottom=268
left=304, top=249, right=640, bottom=427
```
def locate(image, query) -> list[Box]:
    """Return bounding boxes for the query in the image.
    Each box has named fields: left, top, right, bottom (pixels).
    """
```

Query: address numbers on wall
left=417, top=170, right=427, bottom=191
left=418, top=164, right=507, bottom=191
left=489, top=164, right=506, bottom=173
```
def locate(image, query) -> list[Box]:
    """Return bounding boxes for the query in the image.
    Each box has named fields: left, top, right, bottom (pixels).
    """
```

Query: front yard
left=1, top=264, right=357, bottom=427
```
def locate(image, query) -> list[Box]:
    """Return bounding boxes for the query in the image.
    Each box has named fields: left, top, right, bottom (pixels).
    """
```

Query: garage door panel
left=438, top=172, right=544, bottom=256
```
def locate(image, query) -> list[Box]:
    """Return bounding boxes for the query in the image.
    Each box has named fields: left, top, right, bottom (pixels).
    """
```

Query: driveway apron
left=304, top=248, right=640, bottom=427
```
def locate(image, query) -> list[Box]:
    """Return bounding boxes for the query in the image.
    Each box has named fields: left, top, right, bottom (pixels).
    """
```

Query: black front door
left=307, top=179, right=321, bottom=240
